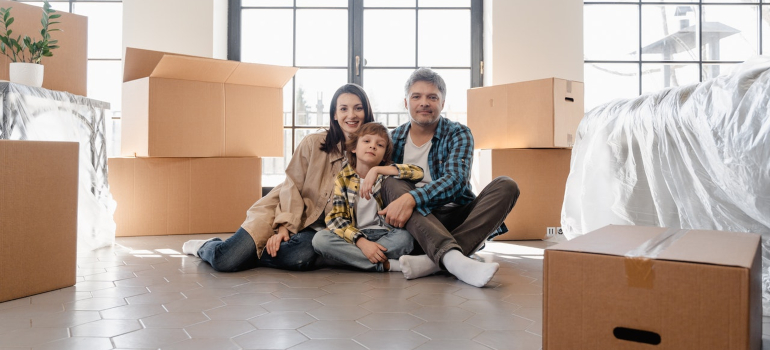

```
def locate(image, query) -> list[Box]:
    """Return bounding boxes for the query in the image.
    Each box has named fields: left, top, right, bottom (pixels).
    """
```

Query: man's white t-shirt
left=403, top=134, right=432, bottom=188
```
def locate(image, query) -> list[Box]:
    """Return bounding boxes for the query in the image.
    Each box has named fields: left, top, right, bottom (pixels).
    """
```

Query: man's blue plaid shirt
left=390, top=116, right=507, bottom=236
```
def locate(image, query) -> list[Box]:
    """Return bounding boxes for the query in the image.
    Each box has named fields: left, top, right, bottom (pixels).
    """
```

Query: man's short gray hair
left=404, top=67, right=446, bottom=100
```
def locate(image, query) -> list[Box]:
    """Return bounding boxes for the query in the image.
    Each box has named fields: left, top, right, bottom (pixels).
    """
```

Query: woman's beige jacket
left=241, top=131, right=344, bottom=258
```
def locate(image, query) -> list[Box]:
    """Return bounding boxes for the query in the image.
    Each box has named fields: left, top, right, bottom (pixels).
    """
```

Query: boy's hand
left=360, top=167, right=379, bottom=200
left=355, top=238, right=388, bottom=263
left=266, top=226, right=290, bottom=257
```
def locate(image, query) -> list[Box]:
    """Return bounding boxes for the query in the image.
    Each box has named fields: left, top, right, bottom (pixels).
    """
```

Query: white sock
left=441, top=249, right=499, bottom=288
left=182, top=238, right=214, bottom=257
left=399, top=255, right=440, bottom=279
left=388, top=259, right=401, bottom=272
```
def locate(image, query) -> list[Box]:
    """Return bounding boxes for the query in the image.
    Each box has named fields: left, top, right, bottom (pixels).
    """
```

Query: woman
left=182, top=83, right=376, bottom=271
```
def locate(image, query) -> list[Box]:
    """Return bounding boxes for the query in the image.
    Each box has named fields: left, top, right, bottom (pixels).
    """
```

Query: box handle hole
left=565, top=97, right=574, bottom=102
left=613, top=327, right=661, bottom=345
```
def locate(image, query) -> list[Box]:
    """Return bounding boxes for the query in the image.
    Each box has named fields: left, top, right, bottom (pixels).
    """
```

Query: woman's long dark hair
left=320, top=83, right=375, bottom=154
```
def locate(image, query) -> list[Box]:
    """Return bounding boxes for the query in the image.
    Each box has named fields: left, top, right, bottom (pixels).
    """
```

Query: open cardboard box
left=121, top=47, right=298, bottom=158
left=0, top=140, right=78, bottom=302
left=543, top=225, right=761, bottom=349
left=468, top=78, right=584, bottom=149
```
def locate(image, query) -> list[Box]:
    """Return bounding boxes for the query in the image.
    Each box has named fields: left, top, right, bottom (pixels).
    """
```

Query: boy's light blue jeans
left=312, top=228, right=414, bottom=272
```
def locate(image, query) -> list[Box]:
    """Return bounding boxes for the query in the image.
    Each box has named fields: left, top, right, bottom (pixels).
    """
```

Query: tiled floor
left=0, top=234, right=768, bottom=350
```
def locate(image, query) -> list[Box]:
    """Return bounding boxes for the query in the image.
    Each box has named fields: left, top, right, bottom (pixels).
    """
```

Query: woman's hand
left=355, top=238, right=388, bottom=263
left=266, top=226, right=290, bottom=257
left=360, top=167, right=379, bottom=200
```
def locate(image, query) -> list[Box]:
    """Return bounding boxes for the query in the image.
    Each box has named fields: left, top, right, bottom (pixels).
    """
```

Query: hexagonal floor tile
left=298, top=320, right=369, bottom=339
left=233, top=329, right=308, bottom=349
left=248, top=312, right=317, bottom=330
left=354, top=330, right=429, bottom=350
left=112, top=328, right=190, bottom=348
left=357, top=313, right=424, bottom=331
left=185, top=319, right=256, bottom=338
left=141, top=311, right=209, bottom=328
left=70, top=319, right=143, bottom=337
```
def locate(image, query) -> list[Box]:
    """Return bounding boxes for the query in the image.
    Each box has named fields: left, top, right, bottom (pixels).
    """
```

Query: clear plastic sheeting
left=562, top=56, right=770, bottom=314
left=0, top=81, right=116, bottom=251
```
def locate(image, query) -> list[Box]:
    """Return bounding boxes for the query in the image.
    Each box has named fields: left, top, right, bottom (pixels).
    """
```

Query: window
left=21, top=0, right=123, bottom=156
left=231, top=0, right=482, bottom=186
left=584, top=0, right=768, bottom=112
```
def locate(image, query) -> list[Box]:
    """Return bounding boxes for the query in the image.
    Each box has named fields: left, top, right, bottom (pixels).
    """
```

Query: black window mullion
left=227, top=0, right=241, bottom=61
left=349, top=0, right=363, bottom=85
left=471, top=0, right=483, bottom=87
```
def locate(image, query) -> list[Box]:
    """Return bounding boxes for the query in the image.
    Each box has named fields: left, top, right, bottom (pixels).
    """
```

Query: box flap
left=225, top=63, right=298, bottom=88
left=124, top=47, right=176, bottom=82
left=548, top=224, right=760, bottom=269
left=124, top=47, right=238, bottom=83
left=123, top=47, right=298, bottom=87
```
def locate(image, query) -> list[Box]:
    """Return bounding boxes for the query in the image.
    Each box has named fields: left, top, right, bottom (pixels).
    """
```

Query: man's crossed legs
left=381, top=176, right=520, bottom=287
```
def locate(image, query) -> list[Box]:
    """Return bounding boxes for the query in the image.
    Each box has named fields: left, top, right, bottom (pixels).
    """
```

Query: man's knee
left=493, top=176, right=520, bottom=200
left=381, top=177, right=414, bottom=203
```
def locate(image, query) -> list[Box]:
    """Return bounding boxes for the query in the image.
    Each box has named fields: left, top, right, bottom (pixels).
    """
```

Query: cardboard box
left=0, top=140, right=78, bottom=302
left=108, top=156, right=261, bottom=236
left=468, top=78, right=584, bottom=149
left=0, top=1, right=87, bottom=96
left=120, top=47, right=298, bottom=158
left=474, top=148, right=571, bottom=240
left=543, top=225, right=761, bottom=350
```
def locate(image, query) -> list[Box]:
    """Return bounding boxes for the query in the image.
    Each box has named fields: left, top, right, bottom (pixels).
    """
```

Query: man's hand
left=266, top=225, right=290, bottom=257
left=378, top=193, right=416, bottom=228
left=355, top=238, right=388, bottom=263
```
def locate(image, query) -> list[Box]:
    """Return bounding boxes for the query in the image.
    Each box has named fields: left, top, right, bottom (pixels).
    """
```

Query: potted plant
left=0, top=1, right=60, bottom=87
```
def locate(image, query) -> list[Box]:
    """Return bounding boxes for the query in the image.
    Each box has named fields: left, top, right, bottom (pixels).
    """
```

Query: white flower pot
left=9, top=62, right=45, bottom=88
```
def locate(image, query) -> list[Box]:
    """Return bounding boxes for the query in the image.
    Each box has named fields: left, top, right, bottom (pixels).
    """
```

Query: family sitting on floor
left=183, top=68, right=520, bottom=288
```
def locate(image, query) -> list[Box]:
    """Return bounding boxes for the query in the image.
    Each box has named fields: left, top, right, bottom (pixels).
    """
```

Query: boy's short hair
left=345, top=122, right=393, bottom=169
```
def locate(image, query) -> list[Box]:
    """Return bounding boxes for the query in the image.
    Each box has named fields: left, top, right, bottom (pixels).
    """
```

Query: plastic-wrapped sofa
left=562, top=55, right=770, bottom=313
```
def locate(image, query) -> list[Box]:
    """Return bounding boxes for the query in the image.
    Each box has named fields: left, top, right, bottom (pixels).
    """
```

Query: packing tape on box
left=623, top=228, right=690, bottom=288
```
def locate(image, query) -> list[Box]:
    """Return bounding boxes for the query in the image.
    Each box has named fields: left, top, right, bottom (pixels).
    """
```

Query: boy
left=312, top=122, right=423, bottom=272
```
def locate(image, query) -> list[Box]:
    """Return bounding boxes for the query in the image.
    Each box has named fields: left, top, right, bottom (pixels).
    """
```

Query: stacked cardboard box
left=0, top=1, right=88, bottom=96
left=109, top=48, right=297, bottom=237
left=468, top=78, right=584, bottom=240
left=1, top=140, right=79, bottom=302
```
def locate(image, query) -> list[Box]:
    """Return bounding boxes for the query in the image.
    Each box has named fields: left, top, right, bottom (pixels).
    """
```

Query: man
left=379, top=67, right=520, bottom=288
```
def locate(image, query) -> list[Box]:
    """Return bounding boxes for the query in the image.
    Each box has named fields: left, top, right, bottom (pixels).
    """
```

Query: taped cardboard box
left=0, top=1, right=87, bottom=96
left=473, top=148, right=571, bottom=240
left=0, top=140, right=78, bottom=302
left=121, top=47, right=298, bottom=158
left=543, top=225, right=761, bottom=350
left=468, top=78, right=584, bottom=149
left=109, top=157, right=261, bottom=236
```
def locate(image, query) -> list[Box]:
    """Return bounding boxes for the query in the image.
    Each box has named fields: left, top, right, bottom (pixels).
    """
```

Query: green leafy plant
left=0, top=1, right=60, bottom=64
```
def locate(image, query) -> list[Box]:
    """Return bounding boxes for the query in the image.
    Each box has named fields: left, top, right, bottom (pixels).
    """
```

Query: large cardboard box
left=544, top=225, right=762, bottom=350
left=474, top=148, right=571, bottom=240
left=0, top=1, right=87, bottom=96
left=108, top=157, right=261, bottom=236
left=121, top=47, right=298, bottom=158
left=468, top=78, right=584, bottom=149
left=0, top=140, right=78, bottom=302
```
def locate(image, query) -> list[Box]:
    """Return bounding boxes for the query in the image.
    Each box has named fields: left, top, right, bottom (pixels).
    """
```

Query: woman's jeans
left=312, top=228, right=414, bottom=272
left=197, top=227, right=322, bottom=272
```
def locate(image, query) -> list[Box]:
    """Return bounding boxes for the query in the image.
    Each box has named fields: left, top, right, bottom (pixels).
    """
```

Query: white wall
left=483, top=0, right=583, bottom=85
left=123, top=0, right=227, bottom=59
